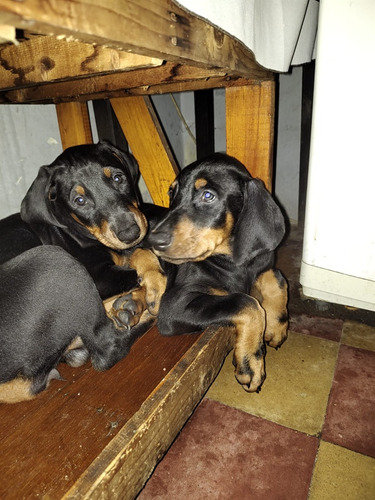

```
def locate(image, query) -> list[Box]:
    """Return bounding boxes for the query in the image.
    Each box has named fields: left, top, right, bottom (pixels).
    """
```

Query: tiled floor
left=138, top=226, right=375, bottom=499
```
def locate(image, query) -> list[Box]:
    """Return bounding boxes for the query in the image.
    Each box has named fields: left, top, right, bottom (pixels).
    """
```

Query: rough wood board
left=226, top=81, right=275, bottom=191
left=111, top=96, right=179, bottom=207
left=0, top=64, right=262, bottom=104
left=56, top=101, right=93, bottom=149
left=0, top=36, right=163, bottom=90
left=0, top=0, right=271, bottom=79
left=64, top=326, right=234, bottom=500
left=0, top=326, right=202, bottom=498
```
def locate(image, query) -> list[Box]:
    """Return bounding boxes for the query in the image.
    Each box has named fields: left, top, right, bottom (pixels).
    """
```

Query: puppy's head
left=21, top=141, right=147, bottom=250
left=147, top=153, right=285, bottom=264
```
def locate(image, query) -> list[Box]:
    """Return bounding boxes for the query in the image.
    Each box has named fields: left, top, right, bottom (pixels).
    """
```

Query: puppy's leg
left=0, top=378, right=36, bottom=403
left=129, top=248, right=167, bottom=315
left=105, top=249, right=166, bottom=329
left=158, top=291, right=266, bottom=393
left=61, top=336, right=90, bottom=367
left=251, top=268, right=288, bottom=349
left=231, top=297, right=266, bottom=393
left=0, top=369, right=62, bottom=404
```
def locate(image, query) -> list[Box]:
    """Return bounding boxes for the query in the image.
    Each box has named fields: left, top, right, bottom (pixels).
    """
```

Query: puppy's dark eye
left=201, top=190, right=215, bottom=203
left=74, top=196, right=86, bottom=206
left=113, top=173, right=123, bottom=184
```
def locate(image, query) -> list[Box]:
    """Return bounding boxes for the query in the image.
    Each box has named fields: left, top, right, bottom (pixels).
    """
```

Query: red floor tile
left=289, top=314, right=343, bottom=342
left=322, top=345, right=375, bottom=457
left=138, top=399, right=319, bottom=500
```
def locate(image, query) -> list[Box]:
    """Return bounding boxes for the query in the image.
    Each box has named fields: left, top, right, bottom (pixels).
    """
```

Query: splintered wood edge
left=63, top=326, right=234, bottom=500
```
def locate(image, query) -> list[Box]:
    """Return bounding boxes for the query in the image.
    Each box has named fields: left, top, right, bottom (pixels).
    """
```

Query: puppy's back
left=0, top=246, right=107, bottom=381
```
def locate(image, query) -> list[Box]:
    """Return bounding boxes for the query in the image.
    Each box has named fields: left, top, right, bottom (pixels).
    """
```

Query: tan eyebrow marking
left=75, top=185, right=85, bottom=196
left=194, top=178, right=208, bottom=190
left=103, top=167, right=111, bottom=178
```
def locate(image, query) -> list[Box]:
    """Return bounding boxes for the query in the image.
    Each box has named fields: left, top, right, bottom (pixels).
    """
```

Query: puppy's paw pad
left=110, top=293, right=143, bottom=329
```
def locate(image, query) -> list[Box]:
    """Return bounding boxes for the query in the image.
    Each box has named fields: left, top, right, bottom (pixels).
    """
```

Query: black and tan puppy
left=146, top=153, right=288, bottom=393
left=0, top=246, right=151, bottom=403
left=0, top=141, right=166, bottom=324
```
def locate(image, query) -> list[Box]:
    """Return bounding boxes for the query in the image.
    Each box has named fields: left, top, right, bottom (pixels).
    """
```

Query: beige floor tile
left=341, top=321, right=375, bottom=352
left=309, top=441, right=375, bottom=500
left=206, top=331, right=339, bottom=435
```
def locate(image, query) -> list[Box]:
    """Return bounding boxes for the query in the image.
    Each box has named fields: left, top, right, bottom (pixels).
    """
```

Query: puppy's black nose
left=118, top=223, right=140, bottom=243
left=148, top=230, right=172, bottom=251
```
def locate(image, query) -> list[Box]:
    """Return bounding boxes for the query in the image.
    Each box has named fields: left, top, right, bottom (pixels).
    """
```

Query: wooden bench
left=0, top=1, right=276, bottom=498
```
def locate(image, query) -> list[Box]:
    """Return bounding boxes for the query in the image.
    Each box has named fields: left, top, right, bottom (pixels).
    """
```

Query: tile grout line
left=305, top=321, right=345, bottom=499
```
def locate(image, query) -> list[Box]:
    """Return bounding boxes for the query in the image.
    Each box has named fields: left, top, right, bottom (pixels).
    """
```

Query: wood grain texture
left=64, top=326, right=234, bottom=500
left=56, top=101, right=93, bottom=149
left=226, top=81, right=275, bottom=191
left=0, top=36, right=162, bottom=90
left=111, top=96, right=179, bottom=206
left=0, top=65, right=257, bottom=104
left=0, top=0, right=271, bottom=80
left=0, top=325, right=206, bottom=499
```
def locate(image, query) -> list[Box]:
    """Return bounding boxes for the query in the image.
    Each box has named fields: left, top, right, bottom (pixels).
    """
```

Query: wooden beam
left=56, top=102, right=93, bottom=149
left=64, top=326, right=233, bottom=500
left=111, top=96, right=179, bottom=207
left=0, top=0, right=271, bottom=80
left=226, top=81, right=275, bottom=190
left=0, top=36, right=162, bottom=91
left=0, top=63, right=250, bottom=104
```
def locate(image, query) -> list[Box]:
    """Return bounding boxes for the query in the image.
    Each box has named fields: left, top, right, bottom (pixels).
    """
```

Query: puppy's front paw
left=265, top=313, right=288, bottom=349
left=108, top=289, right=146, bottom=330
left=232, top=344, right=266, bottom=393
left=138, top=270, right=167, bottom=316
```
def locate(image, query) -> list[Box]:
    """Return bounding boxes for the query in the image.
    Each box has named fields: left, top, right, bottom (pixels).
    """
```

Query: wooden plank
left=111, top=96, right=179, bottom=207
left=226, top=81, right=275, bottom=190
left=64, top=326, right=234, bottom=500
left=0, top=63, right=244, bottom=104
left=0, top=0, right=272, bottom=80
left=0, top=36, right=163, bottom=91
left=56, top=101, right=93, bottom=149
left=0, top=325, right=202, bottom=499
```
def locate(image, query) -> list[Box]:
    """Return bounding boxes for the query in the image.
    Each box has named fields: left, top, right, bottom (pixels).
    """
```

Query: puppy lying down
left=0, top=246, right=150, bottom=403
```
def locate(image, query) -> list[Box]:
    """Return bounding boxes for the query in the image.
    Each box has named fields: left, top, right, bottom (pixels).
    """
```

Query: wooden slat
left=111, top=96, right=179, bottom=207
left=226, top=81, right=275, bottom=190
left=64, top=326, right=233, bottom=500
left=56, top=102, right=93, bottom=149
left=0, top=36, right=163, bottom=91
left=0, top=64, right=255, bottom=104
left=0, top=325, right=203, bottom=499
left=0, top=0, right=271, bottom=80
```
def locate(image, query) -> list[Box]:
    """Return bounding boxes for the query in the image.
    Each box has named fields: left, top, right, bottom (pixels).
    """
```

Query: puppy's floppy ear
left=233, top=179, right=285, bottom=265
left=98, top=141, right=140, bottom=185
left=20, top=166, right=66, bottom=229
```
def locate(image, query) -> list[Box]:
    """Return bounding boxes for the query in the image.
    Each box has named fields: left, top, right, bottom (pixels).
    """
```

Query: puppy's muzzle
left=148, top=228, right=172, bottom=252
left=117, top=222, right=141, bottom=244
